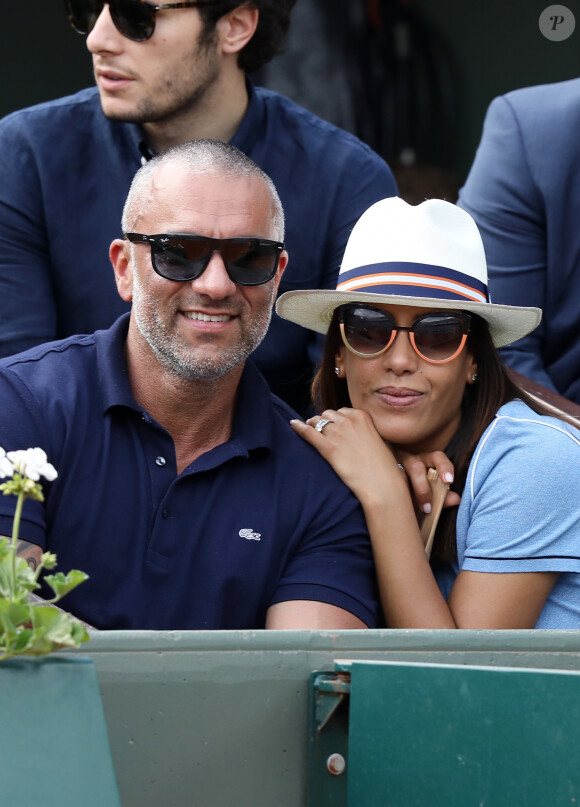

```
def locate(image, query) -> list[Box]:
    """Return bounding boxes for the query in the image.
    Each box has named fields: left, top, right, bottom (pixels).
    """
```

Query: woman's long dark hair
left=312, top=308, right=555, bottom=562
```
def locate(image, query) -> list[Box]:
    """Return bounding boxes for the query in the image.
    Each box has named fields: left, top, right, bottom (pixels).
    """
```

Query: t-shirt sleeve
left=459, top=413, right=580, bottom=574
left=268, top=460, right=379, bottom=627
left=0, top=367, right=52, bottom=548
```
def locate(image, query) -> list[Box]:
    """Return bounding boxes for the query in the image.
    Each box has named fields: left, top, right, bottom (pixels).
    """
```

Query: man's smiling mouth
left=183, top=312, right=232, bottom=322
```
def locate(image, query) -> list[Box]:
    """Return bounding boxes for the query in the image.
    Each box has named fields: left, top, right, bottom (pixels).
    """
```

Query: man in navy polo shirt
left=0, top=0, right=397, bottom=415
left=0, top=140, right=378, bottom=631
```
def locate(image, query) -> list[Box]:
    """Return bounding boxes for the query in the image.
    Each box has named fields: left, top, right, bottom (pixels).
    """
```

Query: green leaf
left=9, top=629, right=35, bottom=654
left=0, top=599, right=90, bottom=660
left=70, top=621, right=90, bottom=645
left=1, top=600, right=34, bottom=627
left=0, top=602, right=35, bottom=658
left=0, top=558, right=13, bottom=598
left=19, top=606, right=89, bottom=655
left=43, top=570, right=90, bottom=600
left=0, top=467, right=90, bottom=659
left=0, top=555, right=37, bottom=602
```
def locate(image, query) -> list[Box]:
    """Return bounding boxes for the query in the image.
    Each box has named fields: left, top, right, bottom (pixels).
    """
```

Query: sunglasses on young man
left=64, top=0, right=219, bottom=42
left=125, top=233, right=285, bottom=286
left=338, top=305, right=471, bottom=364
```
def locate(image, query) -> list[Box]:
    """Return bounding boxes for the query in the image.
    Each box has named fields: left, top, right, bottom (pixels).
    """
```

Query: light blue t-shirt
left=435, top=400, right=580, bottom=628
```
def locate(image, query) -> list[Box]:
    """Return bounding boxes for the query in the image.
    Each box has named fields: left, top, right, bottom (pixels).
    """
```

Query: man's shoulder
left=493, top=78, right=580, bottom=125
left=0, top=87, right=139, bottom=178
left=266, top=396, right=350, bottom=480
left=0, top=88, right=103, bottom=130
left=0, top=315, right=128, bottom=375
left=0, top=332, right=99, bottom=378
left=0, top=88, right=130, bottom=157
left=0, top=321, right=128, bottom=415
left=253, top=85, right=389, bottom=167
left=502, top=77, right=580, bottom=104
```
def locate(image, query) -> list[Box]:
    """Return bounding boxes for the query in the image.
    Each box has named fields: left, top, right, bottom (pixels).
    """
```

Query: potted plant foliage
left=0, top=447, right=89, bottom=659
left=0, top=447, right=122, bottom=806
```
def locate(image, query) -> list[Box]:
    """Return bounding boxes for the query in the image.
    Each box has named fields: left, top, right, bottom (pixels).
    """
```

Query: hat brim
left=276, top=289, right=542, bottom=348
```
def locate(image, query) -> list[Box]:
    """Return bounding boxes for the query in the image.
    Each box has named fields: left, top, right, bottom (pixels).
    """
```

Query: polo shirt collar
left=96, top=313, right=136, bottom=412
left=96, top=314, right=275, bottom=454
left=231, top=359, right=275, bottom=452
left=123, top=122, right=154, bottom=165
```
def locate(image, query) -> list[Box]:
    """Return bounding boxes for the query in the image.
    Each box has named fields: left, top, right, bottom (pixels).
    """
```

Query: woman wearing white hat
left=276, top=197, right=580, bottom=629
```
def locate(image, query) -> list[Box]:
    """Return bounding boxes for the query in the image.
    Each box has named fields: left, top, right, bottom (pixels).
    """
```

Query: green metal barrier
left=65, top=629, right=580, bottom=807
left=1, top=657, right=121, bottom=807
left=310, top=659, right=580, bottom=806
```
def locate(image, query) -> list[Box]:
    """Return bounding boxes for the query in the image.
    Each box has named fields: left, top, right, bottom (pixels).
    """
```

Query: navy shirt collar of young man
left=0, top=147, right=378, bottom=632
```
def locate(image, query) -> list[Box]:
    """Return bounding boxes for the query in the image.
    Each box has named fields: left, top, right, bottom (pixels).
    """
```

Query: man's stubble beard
left=99, top=30, right=221, bottom=126
left=132, top=276, right=277, bottom=383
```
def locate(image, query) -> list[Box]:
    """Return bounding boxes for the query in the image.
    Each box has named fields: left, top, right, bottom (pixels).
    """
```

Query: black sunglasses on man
left=125, top=233, right=285, bottom=286
left=64, top=0, right=221, bottom=42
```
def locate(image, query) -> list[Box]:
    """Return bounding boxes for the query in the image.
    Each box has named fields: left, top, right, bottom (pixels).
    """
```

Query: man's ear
left=217, top=2, right=259, bottom=55
left=271, top=250, right=288, bottom=295
left=110, top=239, right=133, bottom=302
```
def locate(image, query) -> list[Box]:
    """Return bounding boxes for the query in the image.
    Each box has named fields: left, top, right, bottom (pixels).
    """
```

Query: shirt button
left=162, top=508, right=169, bottom=519
left=155, top=456, right=166, bottom=467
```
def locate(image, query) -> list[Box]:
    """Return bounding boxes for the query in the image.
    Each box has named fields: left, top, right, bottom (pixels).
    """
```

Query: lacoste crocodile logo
left=239, top=528, right=261, bottom=541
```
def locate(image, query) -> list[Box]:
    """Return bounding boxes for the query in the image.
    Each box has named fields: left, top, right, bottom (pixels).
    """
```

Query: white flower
left=6, top=448, right=58, bottom=482
left=0, top=448, right=15, bottom=479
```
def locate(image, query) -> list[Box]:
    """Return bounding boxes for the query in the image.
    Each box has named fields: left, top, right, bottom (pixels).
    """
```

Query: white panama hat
left=276, top=197, right=541, bottom=347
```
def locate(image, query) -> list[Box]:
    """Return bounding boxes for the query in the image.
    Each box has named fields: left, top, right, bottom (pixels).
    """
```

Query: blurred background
left=2, top=0, right=579, bottom=197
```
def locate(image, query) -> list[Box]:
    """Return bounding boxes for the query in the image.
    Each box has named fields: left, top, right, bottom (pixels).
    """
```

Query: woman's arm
left=291, top=409, right=559, bottom=629
left=447, top=571, right=558, bottom=628
left=292, top=408, right=457, bottom=627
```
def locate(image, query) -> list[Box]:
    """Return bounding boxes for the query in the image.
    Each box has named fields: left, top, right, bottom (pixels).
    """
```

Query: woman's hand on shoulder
left=291, top=408, right=401, bottom=506
left=291, top=412, right=461, bottom=514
